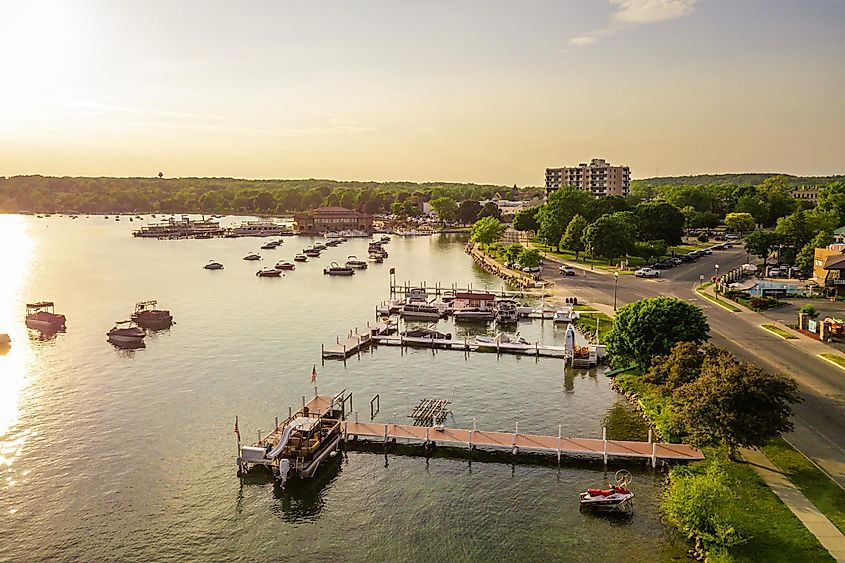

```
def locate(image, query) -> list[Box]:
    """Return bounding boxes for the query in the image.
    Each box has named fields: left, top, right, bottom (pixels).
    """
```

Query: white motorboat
left=474, top=332, right=532, bottom=351
left=368, top=253, right=384, bottom=263
left=25, top=302, right=66, bottom=332
left=303, top=248, right=322, bottom=257
left=275, top=261, right=295, bottom=270
left=107, top=321, right=146, bottom=347
left=553, top=306, right=578, bottom=323
left=243, top=253, right=261, bottom=261
left=345, top=255, right=368, bottom=269
left=260, top=242, right=278, bottom=250
left=293, top=254, right=308, bottom=262
left=495, top=300, right=519, bottom=324
left=204, top=260, right=224, bottom=270
left=579, top=470, right=634, bottom=513
left=323, top=262, right=355, bottom=276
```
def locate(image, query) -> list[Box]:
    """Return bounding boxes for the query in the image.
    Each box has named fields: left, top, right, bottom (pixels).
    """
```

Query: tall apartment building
left=545, top=158, right=631, bottom=198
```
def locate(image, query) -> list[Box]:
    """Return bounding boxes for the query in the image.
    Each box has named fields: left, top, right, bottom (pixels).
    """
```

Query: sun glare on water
left=0, top=215, right=34, bottom=440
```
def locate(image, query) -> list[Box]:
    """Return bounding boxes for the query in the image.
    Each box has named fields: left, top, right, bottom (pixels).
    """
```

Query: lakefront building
left=294, top=206, right=373, bottom=234
left=545, top=158, right=631, bottom=199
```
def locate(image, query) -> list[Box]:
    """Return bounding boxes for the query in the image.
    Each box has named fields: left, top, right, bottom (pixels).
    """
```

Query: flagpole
left=234, top=415, right=242, bottom=471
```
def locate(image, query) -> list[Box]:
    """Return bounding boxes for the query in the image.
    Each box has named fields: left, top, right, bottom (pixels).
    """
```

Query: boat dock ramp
left=321, top=320, right=397, bottom=359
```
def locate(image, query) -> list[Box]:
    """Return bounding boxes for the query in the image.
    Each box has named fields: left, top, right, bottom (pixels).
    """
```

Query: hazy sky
left=1, top=0, right=843, bottom=185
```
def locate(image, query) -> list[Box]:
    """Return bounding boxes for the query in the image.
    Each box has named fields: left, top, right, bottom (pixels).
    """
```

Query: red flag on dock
left=311, top=364, right=317, bottom=384
left=233, top=416, right=240, bottom=441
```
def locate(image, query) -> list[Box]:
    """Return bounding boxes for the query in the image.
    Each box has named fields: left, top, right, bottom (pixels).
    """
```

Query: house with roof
left=294, top=206, right=373, bottom=234
left=813, top=243, right=845, bottom=297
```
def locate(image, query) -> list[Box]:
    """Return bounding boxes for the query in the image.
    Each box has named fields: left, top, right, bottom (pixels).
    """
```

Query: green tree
left=582, top=213, right=636, bottom=263
left=254, top=191, right=275, bottom=212
left=536, top=186, right=592, bottom=251
left=390, top=201, right=407, bottom=217
left=429, top=196, right=458, bottom=223
left=644, top=341, right=705, bottom=390
left=605, top=297, right=710, bottom=367
left=632, top=240, right=667, bottom=263
left=775, top=210, right=814, bottom=261
left=671, top=352, right=800, bottom=458
left=470, top=216, right=506, bottom=245
left=478, top=201, right=502, bottom=220
left=457, top=200, right=482, bottom=224
left=517, top=248, right=542, bottom=268
left=724, top=212, right=755, bottom=235
left=817, top=181, right=845, bottom=226
left=560, top=214, right=588, bottom=259
left=587, top=195, right=629, bottom=221
left=795, top=230, right=833, bottom=271
left=513, top=206, right=540, bottom=231
left=501, top=243, right=524, bottom=265
left=744, top=229, right=782, bottom=266
left=635, top=202, right=685, bottom=245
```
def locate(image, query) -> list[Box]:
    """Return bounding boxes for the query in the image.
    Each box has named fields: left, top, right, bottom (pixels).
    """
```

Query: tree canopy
left=560, top=214, right=587, bottom=259
left=536, top=186, right=592, bottom=251
left=606, top=297, right=710, bottom=367
left=458, top=200, right=483, bottom=224
left=582, top=213, right=636, bottom=263
left=469, top=216, right=506, bottom=245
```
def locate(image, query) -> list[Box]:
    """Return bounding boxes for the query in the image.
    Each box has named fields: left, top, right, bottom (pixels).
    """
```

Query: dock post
left=354, top=410, right=358, bottom=424
left=425, top=427, right=430, bottom=447
left=648, top=429, right=653, bottom=443
left=513, top=421, right=518, bottom=446
left=651, top=442, right=657, bottom=469
left=288, top=406, right=292, bottom=419
left=257, top=429, right=261, bottom=443
left=302, top=396, right=306, bottom=411
left=314, top=385, right=318, bottom=398
left=275, top=416, right=279, bottom=430
left=557, top=424, right=562, bottom=463
left=344, top=420, right=348, bottom=442
left=383, top=423, right=388, bottom=444
left=602, top=427, right=608, bottom=465
left=321, top=343, right=324, bottom=356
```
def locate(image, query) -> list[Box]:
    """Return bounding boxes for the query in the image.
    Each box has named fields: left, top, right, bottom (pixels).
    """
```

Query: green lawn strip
left=819, top=353, right=845, bottom=371
left=572, top=304, right=597, bottom=312
left=677, top=450, right=836, bottom=562
left=761, top=324, right=798, bottom=340
left=695, top=287, right=741, bottom=313
left=763, top=437, right=845, bottom=536
left=573, top=312, right=613, bottom=343
left=532, top=243, right=641, bottom=272
left=616, top=372, right=835, bottom=561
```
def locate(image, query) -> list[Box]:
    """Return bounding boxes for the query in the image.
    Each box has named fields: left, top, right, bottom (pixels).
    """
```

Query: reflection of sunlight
left=0, top=215, right=33, bottom=437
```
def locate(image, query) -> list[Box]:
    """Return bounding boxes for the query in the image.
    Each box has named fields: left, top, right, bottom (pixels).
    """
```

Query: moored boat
left=323, top=262, right=355, bottom=276
left=495, top=300, right=519, bottom=324
left=303, top=248, right=322, bottom=257
left=293, top=254, right=308, bottom=262
left=131, top=300, right=173, bottom=330
left=204, top=260, right=224, bottom=270
left=579, top=470, right=634, bottom=513
left=256, top=268, right=283, bottom=277
left=275, top=261, right=295, bottom=270
left=553, top=306, right=578, bottom=323
left=345, top=255, right=368, bottom=269
left=243, top=253, right=261, bottom=261
left=107, top=321, right=146, bottom=348
left=25, top=302, right=66, bottom=332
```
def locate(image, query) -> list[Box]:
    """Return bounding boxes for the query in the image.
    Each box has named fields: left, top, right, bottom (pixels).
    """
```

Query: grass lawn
left=695, top=450, right=836, bottom=562
left=820, top=353, right=845, bottom=371
left=572, top=304, right=597, bottom=312
left=573, top=311, right=613, bottom=343
left=696, top=287, right=741, bottom=312
left=761, top=324, right=798, bottom=339
left=533, top=243, right=641, bottom=272
left=763, top=437, right=845, bottom=536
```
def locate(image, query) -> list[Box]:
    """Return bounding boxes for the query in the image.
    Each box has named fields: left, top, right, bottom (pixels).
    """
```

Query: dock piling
left=651, top=442, right=657, bottom=468
left=275, top=416, right=279, bottom=430
left=602, top=427, right=608, bottom=465
left=557, top=424, right=562, bottom=463
left=288, top=406, right=292, bottom=419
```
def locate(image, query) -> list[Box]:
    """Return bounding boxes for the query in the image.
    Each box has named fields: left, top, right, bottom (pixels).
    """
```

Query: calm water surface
left=0, top=215, right=687, bottom=562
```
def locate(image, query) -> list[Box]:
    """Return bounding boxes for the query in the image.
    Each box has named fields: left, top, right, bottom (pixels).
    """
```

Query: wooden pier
left=388, top=279, right=547, bottom=299
left=322, top=320, right=397, bottom=359
left=372, top=334, right=569, bottom=358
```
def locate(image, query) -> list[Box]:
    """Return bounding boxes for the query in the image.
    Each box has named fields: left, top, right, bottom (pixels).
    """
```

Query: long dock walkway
left=342, top=420, right=703, bottom=466
left=372, top=335, right=568, bottom=358
left=322, top=320, right=396, bottom=359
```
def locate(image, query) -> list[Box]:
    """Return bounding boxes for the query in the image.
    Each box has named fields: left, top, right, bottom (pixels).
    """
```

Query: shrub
left=697, top=233, right=709, bottom=242
left=800, top=304, right=818, bottom=317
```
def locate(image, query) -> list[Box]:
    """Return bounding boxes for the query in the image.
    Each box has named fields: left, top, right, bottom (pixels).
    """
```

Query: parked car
left=677, top=255, right=694, bottom=263
left=653, top=261, right=673, bottom=270
left=559, top=265, right=576, bottom=276
left=670, top=257, right=683, bottom=265
left=687, top=251, right=702, bottom=259
left=700, top=249, right=713, bottom=255
left=635, top=267, right=660, bottom=278
left=725, top=234, right=739, bottom=240
left=711, top=244, right=726, bottom=250
left=522, top=266, right=541, bottom=273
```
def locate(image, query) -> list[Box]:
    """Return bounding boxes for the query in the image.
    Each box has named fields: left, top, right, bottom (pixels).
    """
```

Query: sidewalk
left=742, top=448, right=845, bottom=562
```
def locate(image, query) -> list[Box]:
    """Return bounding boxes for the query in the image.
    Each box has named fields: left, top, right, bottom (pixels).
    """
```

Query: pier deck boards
left=372, top=335, right=568, bottom=358
left=322, top=321, right=396, bottom=359
left=343, top=421, right=704, bottom=462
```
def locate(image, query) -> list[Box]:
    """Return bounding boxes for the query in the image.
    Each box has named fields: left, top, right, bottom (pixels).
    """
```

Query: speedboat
left=579, top=470, right=634, bottom=513
left=368, top=253, right=384, bottom=263
left=243, top=253, right=261, bottom=261
left=495, top=300, right=519, bottom=324
left=256, top=268, right=283, bottom=277
left=399, top=303, right=442, bottom=320
left=260, top=242, right=278, bottom=250
left=453, top=307, right=495, bottom=321
left=313, top=243, right=328, bottom=251
left=323, top=262, right=355, bottom=276
left=131, top=300, right=173, bottom=330
left=345, top=255, right=368, bottom=269
left=275, top=261, right=295, bottom=270
left=379, top=235, right=391, bottom=243
left=107, top=321, right=146, bottom=348
left=25, top=302, right=66, bottom=332
left=474, top=332, right=532, bottom=351
left=293, top=254, right=308, bottom=262
left=204, top=261, right=224, bottom=270
left=304, top=248, right=322, bottom=257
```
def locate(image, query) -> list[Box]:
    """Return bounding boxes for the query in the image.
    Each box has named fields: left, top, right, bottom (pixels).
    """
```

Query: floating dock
left=322, top=320, right=397, bottom=359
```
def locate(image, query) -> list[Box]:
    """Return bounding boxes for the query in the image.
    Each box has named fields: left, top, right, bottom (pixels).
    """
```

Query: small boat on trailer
left=579, top=470, right=634, bottom=514
left=131, top=300, right=173, bottom=330
left=25, top=302, right=66, bottom=332
left=323, top=262, right=355, bottom=276
left=107, top=321, right=146, bottom=348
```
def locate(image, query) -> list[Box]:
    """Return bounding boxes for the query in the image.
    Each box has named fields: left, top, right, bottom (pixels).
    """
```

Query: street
left=541, top=248, right=845, bottom=488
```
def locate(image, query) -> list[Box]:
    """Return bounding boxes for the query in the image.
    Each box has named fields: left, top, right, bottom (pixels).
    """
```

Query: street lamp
left=715, top=264, right=720, bottom=280
left=613, top=272, right=619, bottom=311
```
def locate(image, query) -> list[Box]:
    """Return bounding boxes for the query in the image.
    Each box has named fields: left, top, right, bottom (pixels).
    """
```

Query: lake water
left=0, top=215, right=687, bottom=561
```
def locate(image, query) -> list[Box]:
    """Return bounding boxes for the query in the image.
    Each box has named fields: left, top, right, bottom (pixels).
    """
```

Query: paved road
left=541, top=248, right=845, bottom=488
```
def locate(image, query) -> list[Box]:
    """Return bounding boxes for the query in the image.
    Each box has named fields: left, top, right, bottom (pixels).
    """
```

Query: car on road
left=635, top=267, right=660, bottom=278
left=522, top=266, right=541, bottom=273
left=558, top=265, right=576, bottom=276
left=653, top=261, right=674, bottom=270
left=700, top=248, right=713, bottom=255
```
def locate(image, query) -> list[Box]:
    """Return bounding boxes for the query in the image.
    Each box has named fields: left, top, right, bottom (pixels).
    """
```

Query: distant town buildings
left=813, top=242, right=845, bottom=297
left=790, top=185, right=820, bottom=204
left=294, top=206, right=373, bottom=234
left=545, top=158, right=631, bottom=199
